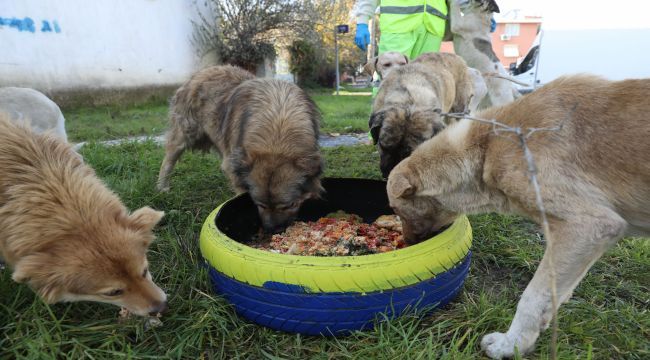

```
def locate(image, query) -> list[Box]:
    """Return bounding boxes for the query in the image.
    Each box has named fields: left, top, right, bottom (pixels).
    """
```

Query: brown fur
left=157, top=65, right=323, bottom=232
left=0, top=114, right=167, bottom=316
left=369, top=52, right=474, bottom=177
left=387, top=74, right=650, bottom=358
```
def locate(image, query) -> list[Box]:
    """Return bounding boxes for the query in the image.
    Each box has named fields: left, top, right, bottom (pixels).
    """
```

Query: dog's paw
left=481, top=332, right=517, bottom=359
left=156, top=184, right=170, bottom=193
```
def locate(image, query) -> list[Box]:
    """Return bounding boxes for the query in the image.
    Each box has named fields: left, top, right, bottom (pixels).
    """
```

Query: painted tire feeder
left=200, top=178, right=472, bottom=336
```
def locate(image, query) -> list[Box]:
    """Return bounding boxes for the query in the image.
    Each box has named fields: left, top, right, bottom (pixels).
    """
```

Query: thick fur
left=450, top=0, right=520, bottom=108
left=362, top=51, right=409, bottom=79
left=369, top=52, right=474, bottom=178
left=0, top=115, right=167, bottom=316
left=387, top=75, right=650, bottom=358
left=467, top=67, right=489, bottom=112
left=157, top=65, right=323, bottom=232
left=0, top=87, right=68, bottom=142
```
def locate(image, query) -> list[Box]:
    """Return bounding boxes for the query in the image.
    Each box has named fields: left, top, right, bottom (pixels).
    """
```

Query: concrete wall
left=0, top=0, right=199, bottom=94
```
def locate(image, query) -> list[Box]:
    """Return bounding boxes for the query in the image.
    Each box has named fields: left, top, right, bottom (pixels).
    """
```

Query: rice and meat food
left=251, top=211, right=405, bottom=256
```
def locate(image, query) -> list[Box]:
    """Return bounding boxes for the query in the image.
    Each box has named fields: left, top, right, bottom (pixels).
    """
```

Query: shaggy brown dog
left=369, top=52, right=474, bottom=177
left=387, top=75, right=650, bottom=358
left=157, top=65, right=323, bottom=232
left=0, top=114, right=167, bottom=316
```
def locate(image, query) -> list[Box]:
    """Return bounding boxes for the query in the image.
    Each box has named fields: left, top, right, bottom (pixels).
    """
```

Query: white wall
left=0, top=0, right=199, bottom=92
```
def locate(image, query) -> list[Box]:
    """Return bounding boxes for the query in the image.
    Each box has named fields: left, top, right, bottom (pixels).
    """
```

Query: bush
left=288, top=40, right=317, bottom=86
left=315, top=66, right=337, bottom=88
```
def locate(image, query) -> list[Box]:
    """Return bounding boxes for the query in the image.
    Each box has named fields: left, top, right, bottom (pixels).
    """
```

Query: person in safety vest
left=352, top=0, right=448, bottom=60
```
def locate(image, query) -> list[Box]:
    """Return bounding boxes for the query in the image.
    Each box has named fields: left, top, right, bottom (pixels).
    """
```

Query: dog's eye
left=278, top=202, right=296, bottom=211
left=257, top=203, right=269, bottom=210
left=104, top=289, right=124, bottom=297
left=142, top=268, right=148, bottom=278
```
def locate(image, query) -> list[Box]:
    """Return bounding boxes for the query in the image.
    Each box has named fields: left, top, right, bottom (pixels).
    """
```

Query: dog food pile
left=252, top=211, right=405, bottom=256
left=118, top=307, right=163, bottom=330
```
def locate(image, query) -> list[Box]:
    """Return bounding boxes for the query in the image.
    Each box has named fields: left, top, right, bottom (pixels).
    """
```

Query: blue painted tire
left=200, top=178, right=472, bottom=335
left=207, top=252, right=471, bottom=335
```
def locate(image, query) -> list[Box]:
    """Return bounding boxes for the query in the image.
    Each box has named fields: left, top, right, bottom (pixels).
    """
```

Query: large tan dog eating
left=0, top=114, right=167, bottom=316
left=387, top=75, right=650, bottom=358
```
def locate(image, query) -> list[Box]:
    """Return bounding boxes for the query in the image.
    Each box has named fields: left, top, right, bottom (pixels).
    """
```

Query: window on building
left=503, top=44, right=519, bottom=58
left=504, top=23, right=520, bottom=36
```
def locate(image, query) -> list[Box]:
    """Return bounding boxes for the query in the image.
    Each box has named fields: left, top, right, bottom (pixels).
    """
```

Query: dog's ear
left=369, top=111, right=385, bottom=145
left=13, top=255, right=64, bottom=303
left=130, top=207, right=165, bottom=232
left=296, top=153, right=323, bottom=177
left=305, top=175, right=326, bottom=200
left=229, top=149, right=252, bottom=190
left=390, top=172, right=416, bottom=198
left=295, top=154, right=325, bottom=199
left=362, top=57, right=377, bottom=76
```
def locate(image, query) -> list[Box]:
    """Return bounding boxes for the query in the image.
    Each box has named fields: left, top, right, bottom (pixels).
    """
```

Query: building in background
left=492, top=11, right=542, bottom=69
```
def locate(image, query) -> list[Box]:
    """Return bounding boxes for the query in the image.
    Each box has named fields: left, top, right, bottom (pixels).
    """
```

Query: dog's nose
left=265, top=224, right=287, bottom=234
left=149, top=301, right=168, bottom=316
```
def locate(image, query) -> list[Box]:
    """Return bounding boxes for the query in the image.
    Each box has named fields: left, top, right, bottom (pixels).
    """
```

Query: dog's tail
left=482, top=72, right=531, bottom=87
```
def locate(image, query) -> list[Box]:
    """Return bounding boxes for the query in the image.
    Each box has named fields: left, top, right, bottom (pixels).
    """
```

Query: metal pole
left=334, top=26, right=340, bottom=95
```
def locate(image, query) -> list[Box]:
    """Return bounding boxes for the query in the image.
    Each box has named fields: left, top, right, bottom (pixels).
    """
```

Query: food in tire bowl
left=200, top=178, right=472, bottom=335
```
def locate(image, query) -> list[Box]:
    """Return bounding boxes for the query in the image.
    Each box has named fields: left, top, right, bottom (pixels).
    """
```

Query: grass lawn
left=1, top=90, right=648, bottom=359
left=64, top=100, right=170, bottom=143
left=62, top=87, right=373, bottom=143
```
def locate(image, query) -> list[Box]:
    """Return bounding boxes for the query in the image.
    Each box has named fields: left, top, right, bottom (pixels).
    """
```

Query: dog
left=387, top=74, right=650, bottom=358
left=0, top=87, right=69, bottom=142
left=157, top=65, right=324, bottom=233
left=369, top=52, right=474, bottom=178
left=466, top=67, right=489, bottom=112
left=0, top=114, right=167, bottom=316
left=362, top=51, right=409, bottom=79
left=449, top=0, right=521, bottom=108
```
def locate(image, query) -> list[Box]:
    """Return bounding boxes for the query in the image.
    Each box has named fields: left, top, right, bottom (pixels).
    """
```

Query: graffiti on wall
left=0, top=17, right=61, bottom=33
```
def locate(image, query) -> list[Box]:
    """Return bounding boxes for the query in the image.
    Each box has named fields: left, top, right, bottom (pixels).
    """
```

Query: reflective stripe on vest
left=379, top=0, right=447, bottom=35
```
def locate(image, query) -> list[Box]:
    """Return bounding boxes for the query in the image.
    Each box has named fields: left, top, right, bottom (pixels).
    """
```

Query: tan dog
left=387, top=75, right=650, bottom=358
left=0, top=114, right=167, bottom=316
left=369, top=52, right=474, bottom=177
left=362, top=51, right=409, bottom=79
left=449, top=0, right=521, bottom=108
left=157, top=65, right=323, bottom=233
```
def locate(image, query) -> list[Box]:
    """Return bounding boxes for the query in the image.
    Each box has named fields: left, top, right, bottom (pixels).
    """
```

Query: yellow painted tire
left=199, top=178, right=472, bottom=335
left=201, top=210, right=471, bottom=293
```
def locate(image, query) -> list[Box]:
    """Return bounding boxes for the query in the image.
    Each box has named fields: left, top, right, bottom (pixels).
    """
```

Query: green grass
left=63, top=100, right=169, bottom=142
left=311, top=89, right=373, bottom=134
left=63, top=88, right=373, bottom=142
left=1, top=143, right=647, bottom=359
left=2, top=92, right=649, bottom=359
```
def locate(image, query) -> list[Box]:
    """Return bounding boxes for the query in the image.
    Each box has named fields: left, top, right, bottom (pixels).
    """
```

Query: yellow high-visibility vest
left=380, top=0, right=447, bottom=36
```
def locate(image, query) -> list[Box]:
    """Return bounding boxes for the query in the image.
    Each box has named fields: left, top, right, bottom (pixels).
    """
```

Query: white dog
left=0, top=87, right=68, bottom=142
left=449, top=0, right=520, bottom=108
left=363, top=51, right=410, bottom=80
